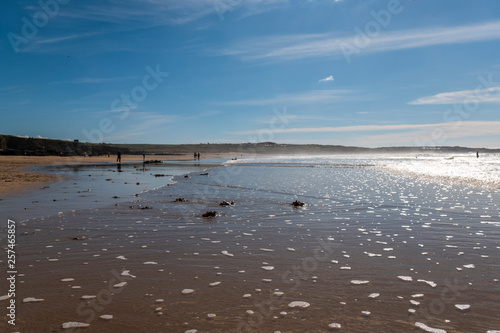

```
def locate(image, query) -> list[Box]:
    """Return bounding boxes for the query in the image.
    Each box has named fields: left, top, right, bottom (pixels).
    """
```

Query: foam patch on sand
left=23, top=297, right=44, bottom=303
left=351, top=280, right=369, bottom=285
left=415, top=322, right=447, bottom=333
left=62, top=322, right=90, bottom=329
left=288, top=301, right=310, bottom=308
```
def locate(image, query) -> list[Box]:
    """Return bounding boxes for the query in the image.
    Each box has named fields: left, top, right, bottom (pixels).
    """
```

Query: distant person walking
left=116, top=151, right=122, bottom=163
left=197, top=152, right=201, bottom=160
left=194, top=152, right=197, bottom=160
left=143, top=151, right=146, bottom=162
left=476, top=151, right=479, bottom=158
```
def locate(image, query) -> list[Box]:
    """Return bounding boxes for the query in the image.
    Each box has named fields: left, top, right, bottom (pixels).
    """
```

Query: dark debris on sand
left=144, top=160, right=163, bottom=164
left=129, top=205, right=153, bottom=210
left=202, top=211, right=218, bottom=218
left=291, top=200, right=305, bottom=207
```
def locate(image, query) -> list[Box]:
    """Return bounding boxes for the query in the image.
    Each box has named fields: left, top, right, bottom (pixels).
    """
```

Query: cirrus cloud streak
left=409, top=86, right=500, bottom=105
left=233, top=121, right=500, bottom=137
left=217, top=21, right=500, bottom=61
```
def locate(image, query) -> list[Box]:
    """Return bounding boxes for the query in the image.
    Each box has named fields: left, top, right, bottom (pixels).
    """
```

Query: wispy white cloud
left=129, top=112, right=175, bottom=130
left=21, top=32, right=140, bottom=55
left=61, top=91, right=120, bottom=106
left=349, top=122, right=500, bottom=147
left=188, top=110, right=223, bottom=119
left=57, top=0, right=287, bottom=27
left=231, top=121, right=500, bottom=147
left=215, top=89, right=364, bottom=106
left=233, top=121, right=500, bottom=137
left=319, top=75, right=334, bottom=83
left=34, top=32, right=99, bottom=46
left=0, top=85, right=26, bottom=94
left=258, top=114, right=344, bottom=124
left=52, top=76, right=138, bottom=85
left=231, top=0, right=289, bottom=20
left=103, top=111, right=176, bottom=141
left=9, top=99, right=31, bottom=105
left=217, top=21, right=500, bottom=61
left=18, top=32, right=102, bottom=54
left=409, top=87, right=500, bottom=105
left=19, top=0, right=289, bottom=54
left=101, top=131, right=147, bottom=141
left=16, top=31, right=127, bottom=56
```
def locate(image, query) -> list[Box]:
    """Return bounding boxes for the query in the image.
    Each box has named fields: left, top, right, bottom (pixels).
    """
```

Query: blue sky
left=1, top=0, right=500, bottom=147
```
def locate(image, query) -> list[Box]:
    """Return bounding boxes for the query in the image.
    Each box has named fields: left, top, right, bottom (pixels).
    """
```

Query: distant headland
left=1, top=134, right=499, bottom=156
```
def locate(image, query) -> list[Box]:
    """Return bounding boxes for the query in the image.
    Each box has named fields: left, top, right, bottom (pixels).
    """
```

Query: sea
left=1, top=153, right=499, bottom=332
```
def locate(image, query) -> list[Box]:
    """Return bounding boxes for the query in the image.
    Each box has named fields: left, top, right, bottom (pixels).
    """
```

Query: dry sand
left=0, top=153, right=235, bottom=197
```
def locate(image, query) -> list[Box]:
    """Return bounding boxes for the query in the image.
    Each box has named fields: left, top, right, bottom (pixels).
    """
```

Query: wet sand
left=0, top=154, right=234, bottom=197
left=0, top=158, right=499, bottom=332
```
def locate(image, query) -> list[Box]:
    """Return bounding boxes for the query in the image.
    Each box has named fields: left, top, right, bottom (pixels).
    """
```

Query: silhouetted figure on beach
left=143, top=151, right=146, bottom=162
left=197, top=152, right=201, bottom=160
left=116, top=151, right=122, bottom=163
left=194, top=152, right=198, bottom=160
left=476, top=151, right=479, bottom=158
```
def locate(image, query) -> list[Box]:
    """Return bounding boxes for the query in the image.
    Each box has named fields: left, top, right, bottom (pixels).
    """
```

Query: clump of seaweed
left=202, top=211, right=218, bottom=218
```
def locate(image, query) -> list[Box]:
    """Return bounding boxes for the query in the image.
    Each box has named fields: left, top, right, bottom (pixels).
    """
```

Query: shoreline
left=0, top=153, right=238, bottom=197
left=2, top=157, right=498, bottom=332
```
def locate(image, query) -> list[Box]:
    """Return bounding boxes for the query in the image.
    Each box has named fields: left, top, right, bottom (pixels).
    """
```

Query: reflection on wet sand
left=1, top=156, right=499, bottom=332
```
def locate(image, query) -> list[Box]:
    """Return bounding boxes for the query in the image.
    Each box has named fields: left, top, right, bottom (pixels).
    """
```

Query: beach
left=4, top=0, right=500, bottom=332
left=0, top=154, right=499, bottom=332
left=0, top=154, right=234, bottom=197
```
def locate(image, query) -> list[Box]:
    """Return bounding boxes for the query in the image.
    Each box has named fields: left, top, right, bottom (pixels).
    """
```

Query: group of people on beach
left=116, top=151, right=146, bottom=163
left=116, top=151, right=203, bottom=163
